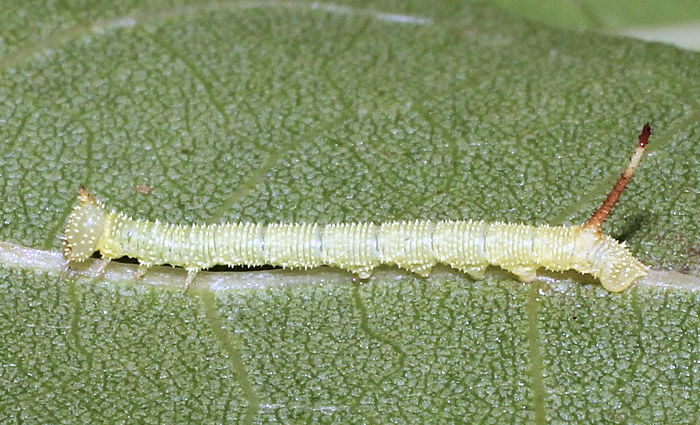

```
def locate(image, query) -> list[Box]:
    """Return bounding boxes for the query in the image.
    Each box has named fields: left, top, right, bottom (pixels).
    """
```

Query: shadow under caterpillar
left=64, top=124, right=652, bottom=292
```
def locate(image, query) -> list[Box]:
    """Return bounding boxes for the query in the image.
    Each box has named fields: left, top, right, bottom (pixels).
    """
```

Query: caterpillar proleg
left=64, top=124, right=652, bottom=291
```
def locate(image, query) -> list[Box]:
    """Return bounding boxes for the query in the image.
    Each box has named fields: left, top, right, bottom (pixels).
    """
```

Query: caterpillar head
left=63, top=187, right=108, bottom=262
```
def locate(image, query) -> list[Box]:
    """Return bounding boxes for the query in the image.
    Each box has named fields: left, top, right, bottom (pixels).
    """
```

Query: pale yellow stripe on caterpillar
left=320, top=222, right=380, bottom=278
left=378, top=220, right=437, bottom=276
left=483, top=222, right=532, bottom=281
left=213, top=222, right=264, bottom=267
left=432, top=220, right=487, bottom=279
left=62, top=123, right=653, bottom=291
left=263, top=223, right=321, bottom=270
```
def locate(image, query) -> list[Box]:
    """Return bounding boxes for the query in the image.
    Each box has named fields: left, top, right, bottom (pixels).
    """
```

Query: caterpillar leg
left=136, top=262, right=152, bottom=279
left=184, top=268, right=199, bottom=289
left=351, top=267, right=373, bottom=280
left=506, top=266, right=538, bottom=283
left=408, top=265, right=434, bottom=278
left=458, top=265, right=487, bottom=281
left=95, top=256, right=113, bottom=275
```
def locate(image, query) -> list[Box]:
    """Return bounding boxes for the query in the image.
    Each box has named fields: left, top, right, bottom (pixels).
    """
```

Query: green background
left=0, top=1, right=698, bottom=423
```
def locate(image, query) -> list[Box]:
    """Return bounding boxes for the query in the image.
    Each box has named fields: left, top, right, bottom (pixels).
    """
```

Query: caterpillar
left=63, top=124, right=652, bottom=292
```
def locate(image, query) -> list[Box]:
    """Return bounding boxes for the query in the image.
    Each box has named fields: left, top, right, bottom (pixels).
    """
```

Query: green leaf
left=482, top=0, right=700, bottom=52
left=483, top=0, right=700, bottom=30
left=0, top=1, right=698, bottom=423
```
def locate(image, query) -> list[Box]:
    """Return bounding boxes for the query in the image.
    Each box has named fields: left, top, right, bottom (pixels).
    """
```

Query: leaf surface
left=0, top=1, right=698, bottom=423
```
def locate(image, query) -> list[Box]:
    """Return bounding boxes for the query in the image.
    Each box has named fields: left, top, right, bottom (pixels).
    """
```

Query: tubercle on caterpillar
left=63, top=124, right=652, bottom=292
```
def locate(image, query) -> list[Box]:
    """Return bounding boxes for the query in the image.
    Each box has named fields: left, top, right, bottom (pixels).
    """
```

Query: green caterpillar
left=64, top=124, right=652, bottom=291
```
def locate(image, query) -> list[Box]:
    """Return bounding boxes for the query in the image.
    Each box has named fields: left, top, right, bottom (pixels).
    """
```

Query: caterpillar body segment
left=63, top=124, right=652, bottom=291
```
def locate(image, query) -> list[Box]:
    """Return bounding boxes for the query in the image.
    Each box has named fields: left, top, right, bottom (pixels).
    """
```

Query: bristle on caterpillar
left=63, top=124, right=652, bottom=292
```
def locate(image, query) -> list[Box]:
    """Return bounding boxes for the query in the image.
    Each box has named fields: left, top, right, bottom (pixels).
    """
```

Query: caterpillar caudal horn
left=63, top=124, right=652, bottom=292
